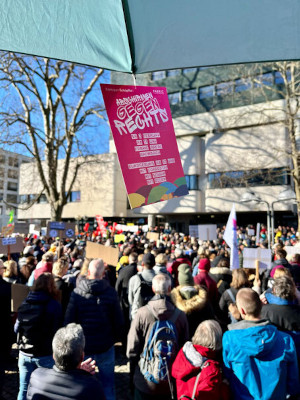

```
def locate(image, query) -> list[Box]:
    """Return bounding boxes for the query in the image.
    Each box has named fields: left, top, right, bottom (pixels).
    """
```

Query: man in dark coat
left=65, top=258, right=124, bottom=400
left=27, top=323, right=105, bottom=400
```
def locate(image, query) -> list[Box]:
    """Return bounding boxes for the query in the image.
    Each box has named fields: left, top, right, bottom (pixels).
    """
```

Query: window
left=199, top=85, right=214, bottom=99
left=183, top=68, right=198, bottom=74
left=274, top=71, right=284, bottom=85
left=216, top=82, right=233, bottom=96
left=6, top=194, right=18, bottom=204
left=151, top=71, right=166, bottom=80
left=168, top=92, right=180, bottom=105
left=0, top=193, right=3, bottom=202
left=235, top=78, right=252, bottom=92
left=38, top=194, right=48, bottom=204
left=182, top=89, right=197, bottom=102
left=8, top=157, right=18, bottom=167
left=0, top=155, right=5, bottom=164
left=0, top=181, right=3, bottom=190
left=254, top=72, right=273, bottom=88
left=0, top=168, right=4, bottom=178
left=7, top=169, right=18, bottom=179
left=185, top=175, right=199, bottom=190
left=167, top=69, right=181, bottom=77
left=7, top=181, right=18, bottom=191
left=19, top=195, right=28, bottom=204
left=29, top=194, right=37, bottom=203
left=70, top=191, right=81, bottom=202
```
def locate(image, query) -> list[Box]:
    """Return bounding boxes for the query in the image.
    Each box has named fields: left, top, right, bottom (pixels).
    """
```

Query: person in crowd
left=209, top=258, right=232, bottom=296
left=171, top=263, right=215, bottom=336
left=64, top=258, right=124, bottom=400
left=223, top=288, right=300, bottom=399
left=3, top=259, right=19, bottom=283
left=167, top=247, right=191, bottom=286
left=271, top=248, right=291, bottom=272
left=219, top=268, right=249, bottom=324
left=63, top=258, right=83, bottom=288
left=0, top=259, right=13, bottom=399
left=76, top=258, right=90, bottom=287
left=27, top=252, right=54, bottom=286
left=27, top=323, right=105, bottom=400
left=172, top=320, right=230, bottom=400
left=128, top=253, right=156, bottom=320
left=52, top=258, right=73, bottom=314
left=192, top=246, right=209, bottom=275
left=19, top=256, right=37, bottom=285
left=153, top=253, right=173, bottom=283
left=127, top=274, right=189, bottom=400
left=33, top=238, right=44, bottom=263
left=194, top=258, right=219, bottom=308
left=289, top=253, right=300, bottom=289
left=15, top=273, right=62, bottom=400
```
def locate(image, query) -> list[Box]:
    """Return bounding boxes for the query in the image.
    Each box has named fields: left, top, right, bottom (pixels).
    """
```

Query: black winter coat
left=115, top=262, right=137, bottom=308
left=64, top=278, right=124, bottom=354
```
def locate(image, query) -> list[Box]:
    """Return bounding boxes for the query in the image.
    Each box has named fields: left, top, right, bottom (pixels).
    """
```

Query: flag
left=8, top=209, right=14, bottom=225
left=223, top=204, right=239, bottom=270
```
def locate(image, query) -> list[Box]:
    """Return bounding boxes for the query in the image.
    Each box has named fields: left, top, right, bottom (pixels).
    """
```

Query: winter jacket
left=172, top=342, right=230, bottom=400
left=171, top=285, right=215, bottom=337
left=194, top=265, right=219, bottom=307
left=27, top=366, right=105, bottom=400
left=16, top=291, right=62, bottom=357
left=53, top=275, right=73, bottom=315
left=153, top=264, right=174, bottom=285
left=209, top=267, right=232, bottom=296
left=128, top=269, right=156, bottom=319
left=223, top=322, right=300, bottom=399
left=127, top=295, right=189, bottom=396
left=115, top=262, right=137, bottom=309
left=0, top=277, right=13, bottom=359
left=167, top=257, right=191, bottom=286
left=64, top=278, right=124, bottom=354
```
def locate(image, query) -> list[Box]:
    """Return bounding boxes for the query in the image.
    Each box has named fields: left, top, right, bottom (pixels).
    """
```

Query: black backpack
left=137, top=274, right=154, bottom=307
left=17, top=299, right=49, bottom=355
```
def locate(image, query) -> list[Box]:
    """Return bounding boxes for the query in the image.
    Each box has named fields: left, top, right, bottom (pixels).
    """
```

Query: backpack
left=137, top=274, right=154, bottom=307
left=179, top=359, right=209, bottom=400
left=139, top=305, right=180, bottom=399
left=17, top=299, right=49, bottom=355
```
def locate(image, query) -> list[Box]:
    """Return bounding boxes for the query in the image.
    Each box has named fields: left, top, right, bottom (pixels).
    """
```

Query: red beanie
left=198, top=258, right=211, bottom=272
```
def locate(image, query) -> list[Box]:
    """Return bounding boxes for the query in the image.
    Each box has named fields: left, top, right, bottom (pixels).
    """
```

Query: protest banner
left=285, top=245, right=300, bottom=257
left=85, top=241, right=119, bottom=266
left=116, top=224, right=139, bottom=233
left=243, top=248, right=272, bottom=270
left=11, top=283, right=31, bottom=312
left=146, top=232, right=160, bottom=241
left=101, top=84, right=188, bottom=209
left=189, top=225, right=217, bottom=240
left=47, top=221, right=76, bottom=239
left=114, top=234, right=126, bottom=243
left=0, top=236, right=24, bottom=255
left=248, top=228, right=255, bottom=236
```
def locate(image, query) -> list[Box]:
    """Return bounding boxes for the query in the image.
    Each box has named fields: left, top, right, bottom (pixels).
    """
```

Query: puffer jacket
left=171, top=285, right=215, bottom=336
left=64, top=278, right=124, bottom=354
left=172, top=342, right=230, bottom=400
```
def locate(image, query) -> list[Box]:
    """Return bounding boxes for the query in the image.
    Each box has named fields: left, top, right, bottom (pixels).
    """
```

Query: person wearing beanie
left=171, top=263, right=215, bottom=336
left=167, top=248, right=191, bottom=287
left=194, top=258, right=219, bottom=309
left=153, top=253, right=174, bottom=286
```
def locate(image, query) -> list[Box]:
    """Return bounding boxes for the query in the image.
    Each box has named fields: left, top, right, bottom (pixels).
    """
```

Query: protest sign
left=11, top=283, right=31, bottom=312
left=146, top=232, right=160, bottom=241
left=248, top=228, right=255, bottom=236
left=256, top=223, right=260, bottom=244
left=1, top=224, right=14, bottom=236
left=85, top=241, right=119, bottom=266
left=101, top=84, right=188, bottom=209
left=243, top=248, right=272, bottom=270
left=114, top=234, right=126, bottom=243
left=0, top=236, right=24, bottom=255
left=47, top=221, right=76, bottom=238
left=285, top=245, right=300, bottom=257
left=189, top=225, right=217, bottom=241
left=116, top=224, right=139, bottom=233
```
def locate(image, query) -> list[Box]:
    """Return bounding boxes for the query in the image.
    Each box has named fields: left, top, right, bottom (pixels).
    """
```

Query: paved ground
left=2, top=344, right=133, bottom=400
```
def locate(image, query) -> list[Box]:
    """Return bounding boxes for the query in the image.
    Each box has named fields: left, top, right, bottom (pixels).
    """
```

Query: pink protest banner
left=101, top=84, right=188, bottom=208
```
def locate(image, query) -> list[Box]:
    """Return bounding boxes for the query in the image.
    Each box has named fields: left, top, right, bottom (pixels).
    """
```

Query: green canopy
left=1, top=0, right=299, bottom=73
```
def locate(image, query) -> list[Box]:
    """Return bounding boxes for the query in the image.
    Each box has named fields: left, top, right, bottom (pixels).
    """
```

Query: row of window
left=152, top=68, right=208, bottom=80
left=0, top=181, right=18, bottom=191
left=167, top=71, right=291, bottom=105
left=207, top=167, right=289, bottom=189
left=0, top=168, right=19, bottom=179
left=19, top=191, right=81, bottom=204
left=0, top=155, right=19, bottom=167
left=0, top=193, right=18, bottom=204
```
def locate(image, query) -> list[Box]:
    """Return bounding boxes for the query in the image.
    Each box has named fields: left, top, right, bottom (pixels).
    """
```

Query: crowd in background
left=0, top=222, right=300, bottom=399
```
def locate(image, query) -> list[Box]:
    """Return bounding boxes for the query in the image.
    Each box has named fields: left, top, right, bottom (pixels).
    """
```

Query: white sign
left=2, top=237, right=17, bottom=246
left=247, top=229, right=255, bottom=236
left=243, top=248, right=272, bottom=270
left=189, top=225, right=217, bottom=241
left=285, top=245, right=300, bottom=257
left=256, top=223, right=260, bottom=244
left=116, top=224, right=139, bottom=233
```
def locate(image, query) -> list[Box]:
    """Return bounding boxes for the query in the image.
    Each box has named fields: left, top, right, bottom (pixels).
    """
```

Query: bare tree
left=0, top=52, right=106, bottom=220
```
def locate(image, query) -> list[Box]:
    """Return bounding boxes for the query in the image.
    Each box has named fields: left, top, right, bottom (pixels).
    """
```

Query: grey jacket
left=128, top=269, right=156, bottom=319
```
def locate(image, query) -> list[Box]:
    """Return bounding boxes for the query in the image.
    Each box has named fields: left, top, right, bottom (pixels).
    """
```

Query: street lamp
left=240, top=191, right=271, bottom=249
left=271, top=188, right=296, bottom=245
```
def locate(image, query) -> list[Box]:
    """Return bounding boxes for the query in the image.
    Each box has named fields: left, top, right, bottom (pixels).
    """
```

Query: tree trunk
left=50, top=204, right=63, bottom=221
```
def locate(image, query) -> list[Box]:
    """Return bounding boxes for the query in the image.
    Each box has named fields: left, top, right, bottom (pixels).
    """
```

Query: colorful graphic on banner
left=101, top=84, right=188, bottom=208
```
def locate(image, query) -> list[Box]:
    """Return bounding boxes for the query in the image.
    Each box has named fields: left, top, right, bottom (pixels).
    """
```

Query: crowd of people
left=1, top=223, right=300, bottom=400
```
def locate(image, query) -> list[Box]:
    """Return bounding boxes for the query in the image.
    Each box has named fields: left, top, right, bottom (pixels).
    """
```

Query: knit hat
left=198, top=258, right=211, bottom=272
left=178, top=263, right=194, bottom=286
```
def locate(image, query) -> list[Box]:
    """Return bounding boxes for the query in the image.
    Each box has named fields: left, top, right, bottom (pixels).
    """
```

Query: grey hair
left=174, top=248, right=183, bottom=258
left=192, top=320, right=222, bottom=351
left=272, top=276, right=296, bottom=301
left=52, top=323, right=85, bottom=371
left=152, top=273, right=171, bottom=295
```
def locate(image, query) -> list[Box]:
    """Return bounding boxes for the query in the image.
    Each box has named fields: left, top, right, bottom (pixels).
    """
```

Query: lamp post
left=240, top=191, right=271, bottom=249
left=270, top=188, right=296, bottom=246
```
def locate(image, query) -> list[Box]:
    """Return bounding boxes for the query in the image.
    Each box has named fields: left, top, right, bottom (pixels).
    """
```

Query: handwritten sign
left=146, top=232, right=160, bottom=241
left=101, top=84, right=188, bottom=208
left=0, top=236, right=24, bottom=254
left=243, top=248, right=272, bottom=270
left=2, top=237, right=16, bottom=246
left=85, top=241, right=119, bottom=266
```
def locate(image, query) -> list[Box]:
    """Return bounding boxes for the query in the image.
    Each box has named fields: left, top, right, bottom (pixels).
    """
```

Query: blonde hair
left=273, top=267, right=292, bottom=279
left=155, top=253, right=167, bottom=265
left=3, top=260, right=18, bottom=278
left=52, top=258, right=68, bottom=276
left=42, top=252, right=55, bottom=263
left=231, top=269, right=248, bottom=289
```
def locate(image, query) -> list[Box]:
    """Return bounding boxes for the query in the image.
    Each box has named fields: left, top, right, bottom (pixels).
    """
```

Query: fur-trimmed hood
left=209, top=267, right=232, bottom=276
left=171, top=285, right=208, bottom=314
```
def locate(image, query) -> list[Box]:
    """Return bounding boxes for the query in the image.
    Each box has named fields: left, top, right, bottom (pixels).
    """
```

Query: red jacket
left=167, top=257, right=191, bottom=286
left=172, top=343, right=229, bottom=400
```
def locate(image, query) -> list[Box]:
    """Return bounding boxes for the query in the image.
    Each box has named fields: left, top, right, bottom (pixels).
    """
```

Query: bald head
left=236, top=288, right=262, bottom=319
left=88, top=259, right=105, bottom=279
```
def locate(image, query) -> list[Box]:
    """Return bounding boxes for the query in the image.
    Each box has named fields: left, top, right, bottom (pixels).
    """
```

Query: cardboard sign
left=101, top=84, right=188, bottom=209
left=189, top=225, right=217, bottom=241
left=0, top=236, right=24, bottom=254
left=85, top=241, right=119, bottom=266
left=1, top=224, right=14, bottom=236
left=11, top=283, right=31, bottom=312
left=146, top=232, right=160, bottom=241
left=243, top=248, right=272, bottom=270
left=47, top=221, right=76, bottom=238
left=114, top=234, right=126, bottom=243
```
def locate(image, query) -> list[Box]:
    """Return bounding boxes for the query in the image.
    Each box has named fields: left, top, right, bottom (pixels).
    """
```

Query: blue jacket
left=223, top=323, right=300, bottom=399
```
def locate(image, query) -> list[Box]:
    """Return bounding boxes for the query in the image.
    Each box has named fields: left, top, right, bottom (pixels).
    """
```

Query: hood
left=265, top=292, right=294, bottom=305
left=153, top=265, right=168, bottom=274
left=170, top=286, right=207, bottom=314
left=198, top=258, right=210, bottom=272
left=147, top=296, right=176, bottom=320
left=76, top=278, right=109, bottom=296
left=209, top=266, right=232, bottom=276
left=172, top=342, right=217, bottom=380
left=224, top=324, right=278, bottom=358
left=26, top=290, right=52, bottom=304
